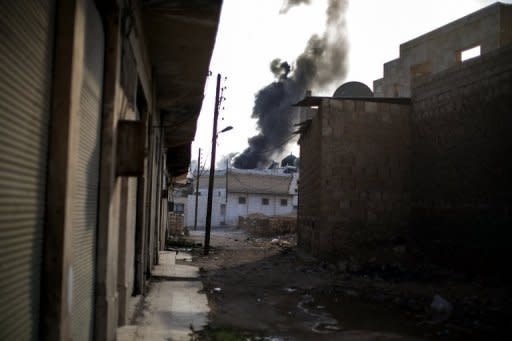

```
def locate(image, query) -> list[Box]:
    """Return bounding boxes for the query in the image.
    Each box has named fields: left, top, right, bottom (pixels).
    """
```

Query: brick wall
left=411, top=45, right=512, bottom=270
left=299, top=99, right=411, bottom=261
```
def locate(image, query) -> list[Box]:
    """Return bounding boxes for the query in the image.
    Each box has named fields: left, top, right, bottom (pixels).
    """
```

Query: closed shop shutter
left=70, top=1, right=104, bottom=339
left=0, top=1, right=55, bottom=339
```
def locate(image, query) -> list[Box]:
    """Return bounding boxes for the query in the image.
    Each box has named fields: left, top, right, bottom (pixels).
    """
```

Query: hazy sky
left=191, top=0, right=509, bottom=168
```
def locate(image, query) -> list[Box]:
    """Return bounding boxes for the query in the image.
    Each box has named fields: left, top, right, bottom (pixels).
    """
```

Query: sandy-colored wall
left=298, top=99, right=411, bottom=261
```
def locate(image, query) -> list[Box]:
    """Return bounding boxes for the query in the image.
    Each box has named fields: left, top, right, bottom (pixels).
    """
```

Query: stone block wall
left=298, top=99, right=412, bottom=261
left=297, top=109, right=323, bottom=252
left=410, top=45, right=512, bottom=270
left=239, top=214, right=296, bottom=237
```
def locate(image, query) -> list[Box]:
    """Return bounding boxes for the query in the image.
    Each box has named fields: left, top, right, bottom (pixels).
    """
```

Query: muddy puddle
left=198, top=284, right=496, bottom=340
left=197, top=286, right=443, bottom=340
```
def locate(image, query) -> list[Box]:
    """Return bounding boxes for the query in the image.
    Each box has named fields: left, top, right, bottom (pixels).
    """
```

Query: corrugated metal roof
left=198, top=168, right=293, bottom=195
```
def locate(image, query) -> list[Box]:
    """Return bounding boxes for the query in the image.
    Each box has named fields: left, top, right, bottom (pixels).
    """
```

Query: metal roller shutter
left=70, top=1, right=104, bottom=339
left=0, top=1, right=55, bottom=339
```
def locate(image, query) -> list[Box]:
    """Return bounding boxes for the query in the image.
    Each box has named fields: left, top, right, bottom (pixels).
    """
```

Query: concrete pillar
left=95, top=4, right=121, bottom=340
left=134, top=107, right=149, bottom=295
left=42, top=0, right=86, bottom=339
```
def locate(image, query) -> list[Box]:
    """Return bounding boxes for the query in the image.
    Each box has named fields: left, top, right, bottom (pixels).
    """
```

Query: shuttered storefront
left=0, top=1, right=55, bottom=339
left=70, top=1, right=104, bottom=339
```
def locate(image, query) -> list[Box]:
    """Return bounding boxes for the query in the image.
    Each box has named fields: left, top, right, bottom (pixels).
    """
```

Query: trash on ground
left=431, top=294, right=453, bottom=322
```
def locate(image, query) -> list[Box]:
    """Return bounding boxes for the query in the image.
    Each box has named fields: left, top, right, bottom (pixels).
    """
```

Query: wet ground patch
left=187, top=229, right=509, bottom=341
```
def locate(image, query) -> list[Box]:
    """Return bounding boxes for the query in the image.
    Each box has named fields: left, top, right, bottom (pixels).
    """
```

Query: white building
left=185, top=168, right=298, bottom=228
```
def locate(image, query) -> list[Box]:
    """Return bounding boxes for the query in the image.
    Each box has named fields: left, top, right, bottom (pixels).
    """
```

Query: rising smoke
left=233, top=0, right=349, bottom=169
left=280, top=0, right=311, bottom=14
left=216, top=152, right=238, bottom=169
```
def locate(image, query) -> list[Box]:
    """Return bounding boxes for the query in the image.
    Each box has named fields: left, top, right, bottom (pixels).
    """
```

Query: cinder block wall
left=298, top=108, right=323, bottom=252
left=411, top=45, right=512, bottom=270
left=299, top=99, right=411, bottom=260
left=374, top=3, right=512, bottom=97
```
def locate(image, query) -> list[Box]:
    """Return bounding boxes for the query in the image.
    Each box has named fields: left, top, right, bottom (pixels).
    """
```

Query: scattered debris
left=344, top=289, right=359, bottom=297
left=430, top=294, right=453, bottom=322
left=337, top=260, right=348, bottom=272
left=393, top=245, right=406, bottom=255
left=188, top=227, right=508, bottom=339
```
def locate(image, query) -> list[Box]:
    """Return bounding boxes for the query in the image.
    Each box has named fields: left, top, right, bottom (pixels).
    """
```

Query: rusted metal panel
left=116, top=120, right=146, bottom=176
left=0, top=0, right=55, bottom=339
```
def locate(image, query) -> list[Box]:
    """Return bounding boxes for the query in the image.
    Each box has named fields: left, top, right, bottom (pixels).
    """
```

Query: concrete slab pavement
left=117, top=251, right=208, bottom=341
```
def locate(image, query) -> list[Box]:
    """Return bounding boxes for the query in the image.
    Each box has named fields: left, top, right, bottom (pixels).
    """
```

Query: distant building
left=186, top=167, right=298, bottom=228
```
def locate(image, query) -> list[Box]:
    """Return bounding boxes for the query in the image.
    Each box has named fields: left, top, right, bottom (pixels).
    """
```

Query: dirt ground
left=179, top=227, right=509, bottom=341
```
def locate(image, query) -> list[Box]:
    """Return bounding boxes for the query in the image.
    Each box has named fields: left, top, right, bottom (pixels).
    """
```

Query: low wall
left=168, top=213, right=185, bottom=237
left=239, top=214, right=296, bottom=237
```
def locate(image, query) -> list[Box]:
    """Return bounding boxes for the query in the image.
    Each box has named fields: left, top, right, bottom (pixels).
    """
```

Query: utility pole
left=225, top=158, right=229, bottom=204
left=224, top=158, right=229, bottom=225
left=193, top=148, right=201, bottom=231
left=204, top=73, right=221, bottom=255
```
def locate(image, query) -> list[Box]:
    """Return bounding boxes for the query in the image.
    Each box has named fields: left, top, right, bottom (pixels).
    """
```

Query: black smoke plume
left=233, top=0, right=349, bottom=169
left=280, top=0, right=311, bottom=14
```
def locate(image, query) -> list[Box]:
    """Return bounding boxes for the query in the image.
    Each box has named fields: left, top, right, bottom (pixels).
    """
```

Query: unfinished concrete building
left=297, top=3, right=512, bottom=273
left=374, top=2, right=512, bottom=97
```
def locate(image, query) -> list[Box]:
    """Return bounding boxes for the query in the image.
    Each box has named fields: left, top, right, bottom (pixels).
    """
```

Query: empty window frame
left=262, top=198, right=269, bottom=206
left=174, top=203, right=184, bottom=213
left=410, top=61, right=431, bottom=78
left=392, top=83, right=400, bottom=97
left=238, top=197, right=246, bottom=204
left=458, top=45, right=481, bottom=62
left=280, top=199, right=288, bottom=206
